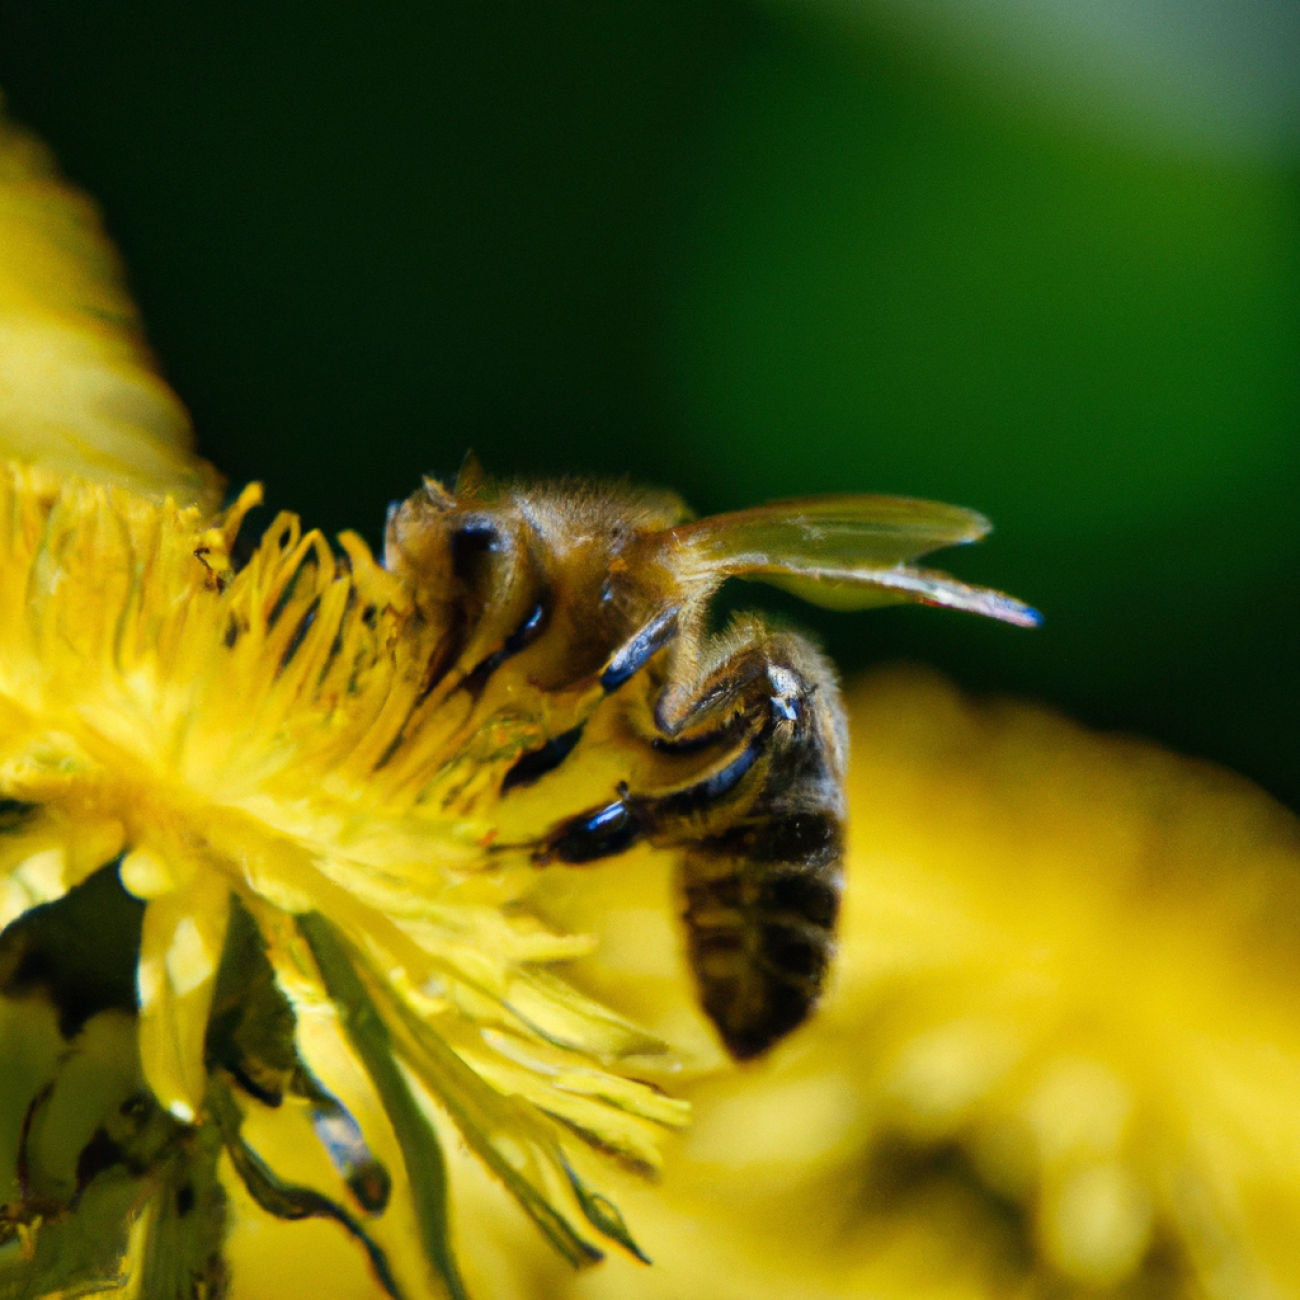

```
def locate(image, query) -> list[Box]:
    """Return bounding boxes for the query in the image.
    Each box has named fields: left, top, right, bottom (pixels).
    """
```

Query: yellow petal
left=0, top=803, right=125, bottom=929
left=137, top=874, right=231, bottom=1123
left=119, top=845, right=181, bottom=899
left=0, top=105, right=218, bottom=505
left=488, top=666, right=1300, bottom=1300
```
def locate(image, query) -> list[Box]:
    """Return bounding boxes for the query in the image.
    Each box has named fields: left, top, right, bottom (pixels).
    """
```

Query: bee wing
left=0, top=107, right=220, bottom=506
left=666, top=495, right=1041, bottom=627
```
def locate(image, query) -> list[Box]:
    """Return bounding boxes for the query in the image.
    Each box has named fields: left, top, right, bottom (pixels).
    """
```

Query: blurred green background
left=1, top=2, right=1297, bottom=804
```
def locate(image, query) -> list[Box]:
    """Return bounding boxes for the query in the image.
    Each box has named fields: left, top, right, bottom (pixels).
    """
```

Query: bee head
left=383, top=473, right=699, bottom=692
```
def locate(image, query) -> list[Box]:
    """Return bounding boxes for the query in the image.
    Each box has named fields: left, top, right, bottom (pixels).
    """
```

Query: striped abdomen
left=536, top=634, right=846, bottom=1060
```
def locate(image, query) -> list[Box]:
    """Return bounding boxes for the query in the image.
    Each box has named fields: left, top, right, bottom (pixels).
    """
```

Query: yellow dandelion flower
left=508, top=669, right=1300, bottom=1300
left=0, top=105, right=1036, bottom=1299
left=0, top=464, right=695, bottom=1297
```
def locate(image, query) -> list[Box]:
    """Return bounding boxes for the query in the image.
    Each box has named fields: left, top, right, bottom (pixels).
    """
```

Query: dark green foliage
left=0, top=862, right=142, bottom=1037
left=298, top=912, right=469, bottom=1300
left=0, top=1028, right=227, bottom=1300
left=209, top=1078, right=403, bottom=1300
left=204, top=899, right=302, bottom=1108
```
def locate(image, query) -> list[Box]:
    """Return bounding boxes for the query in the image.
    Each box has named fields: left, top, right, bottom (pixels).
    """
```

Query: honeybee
left=385, top=470, right=1038, bottom=1059
left=0, top=105, right=1047, bottom=1297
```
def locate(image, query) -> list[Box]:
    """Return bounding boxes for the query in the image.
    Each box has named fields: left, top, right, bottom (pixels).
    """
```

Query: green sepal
left=209, top=1075, right=404, bottom=1300
left=559, top=1153, right=651, bottom=1265
left=0, top=1061, right=226, bottom=1300
left=372, top=974, right=606, bottom=1269
left=297, top=911, right=469, bottom=1300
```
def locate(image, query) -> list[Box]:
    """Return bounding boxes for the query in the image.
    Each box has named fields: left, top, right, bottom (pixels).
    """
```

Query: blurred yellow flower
left=0, top=107, right=217, bottom=507
left=453, top=667, right=1300, bottom=1300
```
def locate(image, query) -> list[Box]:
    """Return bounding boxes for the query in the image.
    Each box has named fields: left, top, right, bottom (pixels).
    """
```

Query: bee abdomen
left=682, top=809, right=842, bottom=1060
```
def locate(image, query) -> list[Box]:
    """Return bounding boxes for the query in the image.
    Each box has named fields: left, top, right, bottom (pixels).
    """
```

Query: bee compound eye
left=449, top=521, right=499, bottom=581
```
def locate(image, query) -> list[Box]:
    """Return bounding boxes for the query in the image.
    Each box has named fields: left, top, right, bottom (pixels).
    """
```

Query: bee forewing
left=664, top=495, right=1040, bottom=627
left=669, top=495, right=992, bottom=571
